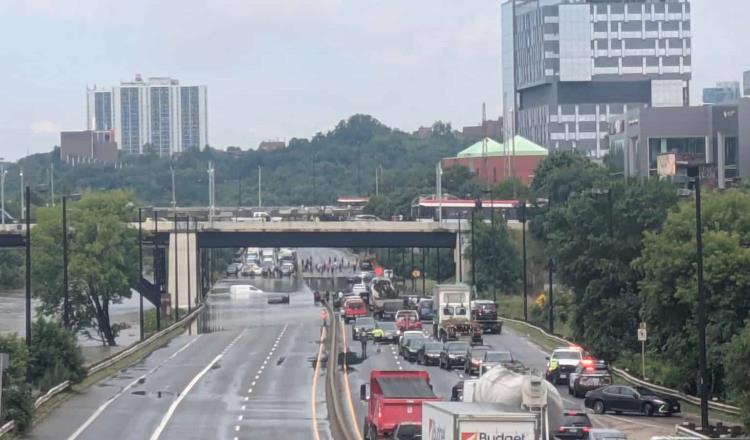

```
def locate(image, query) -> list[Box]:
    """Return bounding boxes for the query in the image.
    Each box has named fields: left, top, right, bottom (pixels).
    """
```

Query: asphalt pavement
left=25, top=274, right=332, bottom=440
left=341, top=316, right=683, bottom=440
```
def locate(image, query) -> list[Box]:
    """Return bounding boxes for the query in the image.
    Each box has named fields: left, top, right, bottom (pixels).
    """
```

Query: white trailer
left=422, top=402, right=538, bottom=440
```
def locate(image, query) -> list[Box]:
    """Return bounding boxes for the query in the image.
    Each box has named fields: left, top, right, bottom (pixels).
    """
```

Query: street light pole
left=19, top=170, right=24, bottom=222
left=688, top=166, right=709, bottom=429
left=63, top=196, right=70, bottom=329
left=258, top=166, right=262, bottom=208
left=521, top=201, right=528, bottom=321
left=548, top=257, right=554, bottom=334
left=457, top=210, right=463, bottom=283
left=173, top=213, right=179, bottom=322
left=0, top=160, right=6, bottom=225
left=138, top=207, right=144, bottom=341
left=25, top=186, right=31, bottom=346
left=186, top=217, right=192, bottom=314
left=170, top=164, right=177, bottom=213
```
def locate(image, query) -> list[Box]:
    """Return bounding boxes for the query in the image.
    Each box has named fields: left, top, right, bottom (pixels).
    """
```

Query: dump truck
left=360, top=370, right=440, bottom=439
left=368, top=277, right=401, bottom=320
left=432, top=284, right=480, bottom=343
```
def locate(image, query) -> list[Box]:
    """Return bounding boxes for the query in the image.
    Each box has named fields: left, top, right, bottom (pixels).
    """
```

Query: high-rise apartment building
left=703, top=81, right=741, bottom=105
left=743, top=70, right=750, bottom=97
left=502, top=0, right=692, bottom=157
left=86, top=75, right=208, bottom=156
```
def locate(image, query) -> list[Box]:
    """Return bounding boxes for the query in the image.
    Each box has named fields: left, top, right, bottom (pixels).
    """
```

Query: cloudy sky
left=0, top=0, right=748, bottom=161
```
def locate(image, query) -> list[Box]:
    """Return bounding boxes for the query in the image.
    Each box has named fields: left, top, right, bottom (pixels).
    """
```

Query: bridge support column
left=455, top=228, right=470, bottom=284
left=168, top=232, right=198, bottom=313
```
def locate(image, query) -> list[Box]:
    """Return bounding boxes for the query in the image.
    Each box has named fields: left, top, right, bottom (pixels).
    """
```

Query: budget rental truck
left=422, top=402, right=538, bottom=440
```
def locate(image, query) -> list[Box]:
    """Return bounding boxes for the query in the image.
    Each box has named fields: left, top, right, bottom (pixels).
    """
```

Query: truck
left=368, top=277, right=401, bottom=320
left=360, top=370, right=440, bottom=440
left=422, top=402, right=538, bottom=440
left=432, top=284, right=477, bottom=343
left=471, top=299, right=503, bottom=334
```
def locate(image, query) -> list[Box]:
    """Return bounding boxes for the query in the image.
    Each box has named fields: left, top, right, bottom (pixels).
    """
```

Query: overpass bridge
left=1, top=219, right=475, bottom=315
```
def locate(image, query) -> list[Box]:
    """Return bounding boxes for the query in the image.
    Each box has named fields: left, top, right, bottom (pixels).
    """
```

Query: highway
left=25, top=274, right=332, bottom=440
left=340, top=317, right=684, bottom=440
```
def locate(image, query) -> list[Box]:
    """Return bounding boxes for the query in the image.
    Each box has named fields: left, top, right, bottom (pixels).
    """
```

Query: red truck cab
left=360, top=370, right=439, bottom=439
left=395, top=310, right=422, bottom=331
left=344, top=297, right=368, bottom=323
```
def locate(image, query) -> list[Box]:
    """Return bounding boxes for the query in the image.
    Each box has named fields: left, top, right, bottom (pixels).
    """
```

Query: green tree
left=635, top=190, right=750, bottom=396
left=468, top=216, right=521, bottom=296
left=0, top=333, right=34, bottom=431
left=0, top=249, right=23, bottom=289
left=492, top=177, right=529, bottom=200
left=28, top=318, right=85, bottom=390
left=546, top=179, right=677, bottom=360
left=32, top=190, right=139, bottom=346
left=441, top=165, right=483, bottom=199
left=363, top=195, right=395, bottom=219
left=725, top=322, right=750, bottom=430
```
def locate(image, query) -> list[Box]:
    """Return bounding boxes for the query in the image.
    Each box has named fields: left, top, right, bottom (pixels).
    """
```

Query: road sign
left=411, top=269, right=421, bottom=279
left=638, top=328, right=647, bottom=341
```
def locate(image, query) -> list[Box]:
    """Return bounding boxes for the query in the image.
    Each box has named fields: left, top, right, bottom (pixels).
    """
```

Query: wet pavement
left=24, top=273, right=333, bottom=440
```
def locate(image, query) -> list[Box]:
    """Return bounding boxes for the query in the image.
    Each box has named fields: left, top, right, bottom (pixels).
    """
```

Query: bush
left=1, top=383, right=34, bottom=432
left=28, top=318, right=85, bottom=389
left=725, top=323, right=750, bottom=430
left=0, top=333, right=32, bottom=430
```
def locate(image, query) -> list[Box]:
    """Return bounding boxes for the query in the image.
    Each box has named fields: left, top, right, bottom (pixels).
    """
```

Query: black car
left=352, top=317, right=376, bottom=341
left=569, top=360, right=612, bottom=398
left=392, top=423, right=422, bottom=440
left=556, top=410, right=592, bottom=439
left=464, top=348, right=487, bottom=375
left=451, top=381, right=464, bottom=401
left=584, top=385, right=681, bottom=416
left=440, top=341, right=470, bottom=369
left=267, top=293, right=290, bottom=304
left=417, top=341, right=444, bottom=366
left=380, top=300, right=403, bottom=321
left=403, top=338, right=426, bottom=362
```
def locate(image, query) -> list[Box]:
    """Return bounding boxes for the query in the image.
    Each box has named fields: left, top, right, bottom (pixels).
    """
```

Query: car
left=392, top=422, right=422, bottom=440
left=584, top=385, right=681, bottom=416
left=373, top=321, right=400, bottom=344
left=280, top=262, right=294, bottom=276
left=352, top=317, right=376, bottom=341
left=479, top=349, right=519, bottom=375
left=471, top=299, right=498, bottom=320
left=451, top=381, right=464, bottom=401
left=569, top=359, right=612, bottom=398
left=417, top=341, right=443, bottom=366
left=440, top=341, right=470, bottom=369
left=353, top=214, right=381, bottom=221
left=556, top=410, right=592, bottom=439
left=546, top=346, right=584, bottom=384
left=398, top=331, right=426, bottom=358
left=416, top=300, right=434, bottom=321
left=267, top=293, right=290, bottom=304
left=225, top=263, right=241, bottom=276
left=403, top=338, right=426, bottom=362
left=586, top=429, right=627, bottom=440
left=464, top=348, right=487, bottom=375
left=343, top=298, right=368, bottom=323
left=380, top=300, right=402, bottom=321
left=395, top=310, right=422, bottom=331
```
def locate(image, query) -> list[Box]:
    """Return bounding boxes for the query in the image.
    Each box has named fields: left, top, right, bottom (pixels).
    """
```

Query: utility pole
left=312, top=154, right=317, bottom=203
left=25, top=186, right=31, bottom=346
left=49, top=163, right=55, bottom=207
left=186, top=217, right=192, bottom=314
left=548, top=258, right=554, bottom=333
left=357, top=142, right=362, bottom=195
left=19, top=169, right=24, bottom=222
left=521, top=201, right=528, bottom=321
left=375, top=166, right=379, bottom=197
left=457, top=210, right=463, bottom=283
left=173, top=213, right=179, bottom=322
left=138, top=207, right=144, bottom=341
left=170, top=164, right=177, bottom=213
left=0, top=160, right=6, bottom=226
left=688, top=165, right=709, bottom=429
left=207, top=162, right=215, bottom=225
left=62, top=196, right=69, bottom=328
left=511, top=0, right=519, bottom=198
left=258, top=166, right=262, bottom=208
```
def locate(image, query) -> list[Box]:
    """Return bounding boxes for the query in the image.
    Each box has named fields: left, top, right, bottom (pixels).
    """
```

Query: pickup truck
left=343, top=297, right=368, bottom=323
left=395, top=310, right=423, bottom=332
left=360, top=370, right=440, bottom=439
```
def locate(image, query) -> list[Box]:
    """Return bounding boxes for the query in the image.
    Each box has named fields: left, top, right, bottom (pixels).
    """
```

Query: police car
left=545, top=346, right=584, bottom=385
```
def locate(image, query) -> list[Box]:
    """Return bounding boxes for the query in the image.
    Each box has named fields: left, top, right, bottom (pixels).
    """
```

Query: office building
left=60, top=130, right=118, bottom=165
left=744, top=70, right=750, bottom=96
left=87, top=75, right=208, bottom=156
left=608, top=99, right=750, bottom=188
left=703, top=82, right=741, bottom=105
left=502, top=0, right=692, bottom=158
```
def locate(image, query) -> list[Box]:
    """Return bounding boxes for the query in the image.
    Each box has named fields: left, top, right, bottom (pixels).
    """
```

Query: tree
left=28, top=318, right=85, bottom=390
left=363, top=195, right=395, bottom=219
left=545, top=179, right=677, bottom=360
left=441, top=165, right=483, bottom=199
left=0, top=333, right=34, bottom=431
left=724, top=322, right=750, bottom=430
left=635, top=190, right=750, bottom=395
left=32, top=190, right=139, bottom=346
left=468, top=216, right=522, bottom=296
left=0, top=249, right=23, bottom=289
left=492, top=177, right=529, bottom=200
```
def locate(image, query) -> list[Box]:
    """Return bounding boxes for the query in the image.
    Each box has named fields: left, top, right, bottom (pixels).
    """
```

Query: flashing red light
left=559, top=427, right=566, bottom=432
left=581, top=357, right=594, bottom=366
left=583, top=427, right=590, bottom=433
left=585, top=366, right=595, bottom=372
left=569, top=345, right=584, bottom=351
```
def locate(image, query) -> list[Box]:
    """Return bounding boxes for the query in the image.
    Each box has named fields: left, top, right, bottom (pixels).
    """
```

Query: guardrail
left=0, top=305, right=204, bottom=438
left=502, top=316, right=741, bottom=416
left=325, top=304, right=351, bottom=440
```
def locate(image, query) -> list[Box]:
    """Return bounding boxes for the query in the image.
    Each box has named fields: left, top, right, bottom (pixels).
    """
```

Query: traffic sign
left=411, top=269, right=421, bottom=279
left=638, top=322, right=647, bottom=342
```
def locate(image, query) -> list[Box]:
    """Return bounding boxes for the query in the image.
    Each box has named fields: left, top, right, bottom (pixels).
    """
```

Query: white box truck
left=422, top=401, right=538, bottom=440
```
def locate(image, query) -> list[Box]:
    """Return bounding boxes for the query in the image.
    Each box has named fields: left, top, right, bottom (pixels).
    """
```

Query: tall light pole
left=258, top=165, right=262, bottom=208
left=19, top=169, right=24, bottom=222
left=687, top=165, right=709, bottom=429
left=62, top=196, right=70, bottom=328
left=25, top=186, right=31, bottom=346
left=0, top=159, right=6, bottom=225
left=138, top=207, right=144, bottom=341
left=520, top=201, right=528, bottom=321
left=207, top=162, right=215, bottom=225
left=170, top=164, right=177, bottom=213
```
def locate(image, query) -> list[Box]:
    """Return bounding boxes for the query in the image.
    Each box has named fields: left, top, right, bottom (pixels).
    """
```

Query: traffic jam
left=331, top=263, right=682, bottom=440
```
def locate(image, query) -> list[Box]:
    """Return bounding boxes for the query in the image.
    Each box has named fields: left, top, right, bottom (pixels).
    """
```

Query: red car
left=344, top=298, right=368, bottom=323
left=395, top=310, right=422, bottom=331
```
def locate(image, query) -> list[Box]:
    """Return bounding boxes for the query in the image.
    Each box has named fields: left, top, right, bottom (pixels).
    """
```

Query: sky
left=0, top=0, right=748, bottom=161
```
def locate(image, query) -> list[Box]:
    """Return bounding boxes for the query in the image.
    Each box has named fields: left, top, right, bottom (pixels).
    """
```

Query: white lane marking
left=66, top=336, right=202, bottom=440
left=148, top=353, right=224, bottom=440
left=601, top=414, right=664, bottom=429
left=235, top=425, right=240, bottom=432
left=251, top=381, right=256, bottom=386
left=241, top=405, right=246, bottom=410
left=149, top=330, right=246, bottom=440
left=244, top=396, right=249, bottom=401
left=238, top=415, right=243, bottom=421
left=255, top=375, right=260, bottom=379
